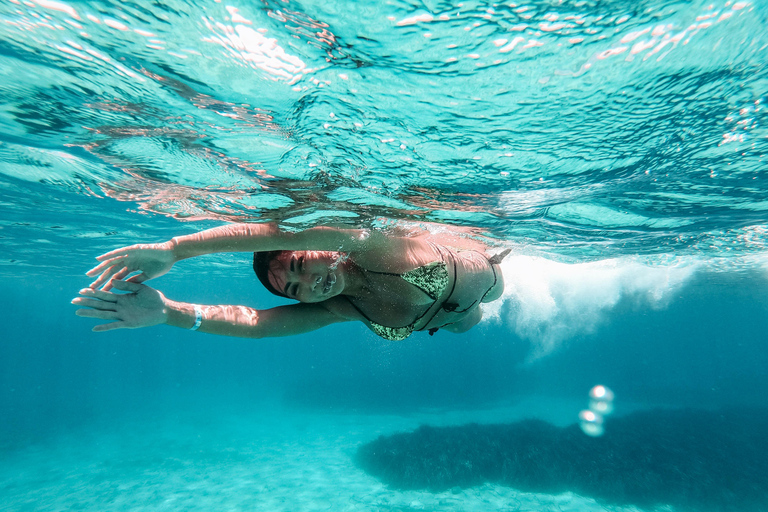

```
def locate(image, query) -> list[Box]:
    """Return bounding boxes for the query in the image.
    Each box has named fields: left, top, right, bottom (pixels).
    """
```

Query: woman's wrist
left=169, top=231, right=220, bottom=261
left=163, top=299, right=197, bottom=329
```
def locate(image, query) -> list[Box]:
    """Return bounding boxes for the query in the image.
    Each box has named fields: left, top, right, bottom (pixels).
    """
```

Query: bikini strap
left=477, top=259, right=499, bottom=305
left=418, top=245, right=460, bottom=333
left=429, top=248, right=507, bottom=335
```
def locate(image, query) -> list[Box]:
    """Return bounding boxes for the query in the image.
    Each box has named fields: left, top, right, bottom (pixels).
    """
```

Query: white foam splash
left=483, top=255, right=699, bottom=361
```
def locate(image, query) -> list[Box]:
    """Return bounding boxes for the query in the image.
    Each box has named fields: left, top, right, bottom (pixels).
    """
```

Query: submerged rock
left=356, top=408, right=768, bottom=512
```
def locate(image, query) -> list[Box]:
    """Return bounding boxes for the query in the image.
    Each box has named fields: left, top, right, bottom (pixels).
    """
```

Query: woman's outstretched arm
left=73, top=279, right=350, bottom=337
left=86, top=223, right=389, bottom=290
left=170, top=223, right=381, bottom=259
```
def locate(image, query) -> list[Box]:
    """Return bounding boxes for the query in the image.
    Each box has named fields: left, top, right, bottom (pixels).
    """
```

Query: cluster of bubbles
left=579, top=385, right=615, bottom=437
left=329, top=230, right=368, bottom=270
left=329, top=250, right=349, bottom=270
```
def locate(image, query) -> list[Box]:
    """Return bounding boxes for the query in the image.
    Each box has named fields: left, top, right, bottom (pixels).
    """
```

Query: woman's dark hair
left=253, top=251, right=289, bottom=298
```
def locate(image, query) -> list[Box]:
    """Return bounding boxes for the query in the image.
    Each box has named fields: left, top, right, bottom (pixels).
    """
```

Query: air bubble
left=578, top=385, right=615, bottom=437
left=329, top=251, right=349, bottom=270
left=589, top=385, right=615, bottom=415
left=579, top=409, right=604, bottom=437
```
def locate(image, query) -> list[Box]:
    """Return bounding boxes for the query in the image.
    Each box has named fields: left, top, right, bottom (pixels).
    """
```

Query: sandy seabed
left=0, top=399, right=646, bottom=512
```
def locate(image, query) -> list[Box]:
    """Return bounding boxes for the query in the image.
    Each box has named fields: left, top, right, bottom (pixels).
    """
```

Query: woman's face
left=267, top=251, right=345, bottom=303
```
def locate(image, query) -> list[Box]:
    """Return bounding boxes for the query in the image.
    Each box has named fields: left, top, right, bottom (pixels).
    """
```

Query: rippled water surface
left=2, top=5, right=768, bottom=511
left=1, top=0, right=767, bottom=267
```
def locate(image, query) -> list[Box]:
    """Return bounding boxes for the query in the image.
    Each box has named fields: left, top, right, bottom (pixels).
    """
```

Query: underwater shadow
left=356, top=408, right=768, bottom=512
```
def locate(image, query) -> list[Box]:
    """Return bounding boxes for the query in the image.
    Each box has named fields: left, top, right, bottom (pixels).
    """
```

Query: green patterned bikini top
left=345, top=246, right=508, bottom=340
left=366, top=261, right=450, bottom=341
left=344, top=249, right=457, bottom=341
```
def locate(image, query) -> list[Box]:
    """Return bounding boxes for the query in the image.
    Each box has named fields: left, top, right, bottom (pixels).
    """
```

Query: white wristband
left=190, top=305, right=203, bottom=331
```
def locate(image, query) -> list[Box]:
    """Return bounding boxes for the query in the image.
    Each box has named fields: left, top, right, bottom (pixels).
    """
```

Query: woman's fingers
left=71, top=297, right=117, bottom=311
left=125, top=272, right=148, bottom=284
left=78, top=287, right=116, bottom=301
left=89, top=264, right=120, bottom=290
left=95, top=245, right=139, bottom=261
left=111, top=267, right=131, bottom=282
left=75, top=308, right=120, bottom=320
left=98, top=267, right=132, bottom=292
left=73, top=285, right=131, bottom=330
left=92, top=321, right=127, bottom=332
left=110, top=279, right=144, bottom=293
left=86, top=255, right=126, bottom=277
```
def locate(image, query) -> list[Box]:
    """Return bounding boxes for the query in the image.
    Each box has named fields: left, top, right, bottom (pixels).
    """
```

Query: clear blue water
left=1, top=0, right=767, bottom=510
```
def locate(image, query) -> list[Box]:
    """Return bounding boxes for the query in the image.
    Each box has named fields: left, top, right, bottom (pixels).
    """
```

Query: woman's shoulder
left=350, top=235, right=443, bottom=273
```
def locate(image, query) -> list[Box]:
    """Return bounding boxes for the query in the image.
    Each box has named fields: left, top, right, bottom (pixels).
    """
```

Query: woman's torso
left=323, top=240, right=501, bottom=339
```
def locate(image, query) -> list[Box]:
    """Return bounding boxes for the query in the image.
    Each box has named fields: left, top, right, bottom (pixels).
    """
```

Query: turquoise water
left=1, top=0, right=768, bottom=510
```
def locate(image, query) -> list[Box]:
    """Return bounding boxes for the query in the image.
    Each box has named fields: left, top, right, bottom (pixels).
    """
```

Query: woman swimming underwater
left=73, top=224, right=509, bottom=340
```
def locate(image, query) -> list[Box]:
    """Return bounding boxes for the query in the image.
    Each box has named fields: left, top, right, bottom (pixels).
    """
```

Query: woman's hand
left=72, top=280, right=168, bottom=331
left=86, top=241, right=177, bottom=290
